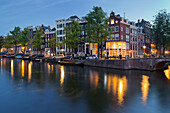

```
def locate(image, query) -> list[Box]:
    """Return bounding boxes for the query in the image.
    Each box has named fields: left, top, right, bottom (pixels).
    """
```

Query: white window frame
left=115, top=26, right=119, bottom=32
left=115, top=34, right=119, bottom=40
left=126, top=35, right=129, bottom=41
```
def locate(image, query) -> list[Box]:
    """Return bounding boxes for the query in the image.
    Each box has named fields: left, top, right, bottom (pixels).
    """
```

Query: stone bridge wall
left=83, top=58, right=170, bottom=71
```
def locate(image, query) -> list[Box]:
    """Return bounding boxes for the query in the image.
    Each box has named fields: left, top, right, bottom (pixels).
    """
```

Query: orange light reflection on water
left=60, top=65, right=65, bottom=86
left=28, top=62, right=32, bottom=82
left=90, top=71, right=99, bottom=88
left=141, top=75, right=150, bottom=105
left=22, top=60, right=25, bottom=77
left=164, top=66, right=170, bottom=80
left=106, top=74, right=127, bottom=106
left=11, top=59, right=14, bottom=79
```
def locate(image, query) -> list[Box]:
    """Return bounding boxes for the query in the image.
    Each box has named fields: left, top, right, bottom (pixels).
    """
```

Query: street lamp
left=143, top=45, right=146, bottom=53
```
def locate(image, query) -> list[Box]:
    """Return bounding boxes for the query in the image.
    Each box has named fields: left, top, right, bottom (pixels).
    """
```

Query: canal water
left=0, top=58, right=170, bottom=113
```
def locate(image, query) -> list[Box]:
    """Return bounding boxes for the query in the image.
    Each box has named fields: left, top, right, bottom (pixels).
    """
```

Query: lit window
left=111, top=20, right=114, bottom=24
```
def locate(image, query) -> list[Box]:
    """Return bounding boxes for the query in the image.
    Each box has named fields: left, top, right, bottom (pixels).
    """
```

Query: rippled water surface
left=0, top=58, right=170, bottom=113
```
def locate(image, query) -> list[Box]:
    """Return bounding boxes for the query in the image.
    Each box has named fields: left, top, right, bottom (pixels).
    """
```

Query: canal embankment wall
left=82, top=58, right=170, bottom=71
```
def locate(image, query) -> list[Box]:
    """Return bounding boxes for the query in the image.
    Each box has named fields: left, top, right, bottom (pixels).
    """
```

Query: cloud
left=40, top=0, right=72, bottom=9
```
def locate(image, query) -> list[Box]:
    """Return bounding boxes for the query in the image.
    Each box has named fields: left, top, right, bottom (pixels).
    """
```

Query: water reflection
left=28, top=62, right=32, bottom=82
left=1, top=59, right=170, bottom=113
left=90, top=71, right=99, bottom=88
left=11, top=59, right=14, bottom=79
left=141, top=75, right=150, bottom=105
left=60, top=65, right=65, bottom=86
left=118, top=76, right=127, bottom=105
left=22, top=60, right=25, bottom=77
left=105, top=74, right=127, bottom=106
left=0, top=59, right=2, bottom=72
left=164, top=66, right=170, bottom=80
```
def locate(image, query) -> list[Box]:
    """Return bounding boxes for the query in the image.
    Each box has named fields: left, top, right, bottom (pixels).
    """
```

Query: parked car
left=86, top=55, right=97, bottom=59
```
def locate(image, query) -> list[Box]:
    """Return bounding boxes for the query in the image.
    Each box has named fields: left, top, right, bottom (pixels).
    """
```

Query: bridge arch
left=153, top=61, right=170, bottom=71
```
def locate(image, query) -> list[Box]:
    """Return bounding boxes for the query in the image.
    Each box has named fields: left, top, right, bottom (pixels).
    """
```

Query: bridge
left=83, top=58, right=170, bottom=71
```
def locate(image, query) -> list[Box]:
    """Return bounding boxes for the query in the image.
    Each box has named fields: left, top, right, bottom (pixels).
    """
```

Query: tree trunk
left=15, top=44, right=17, bottom=54
left=100, top=42, right=103, bottom=58
left=97, top=43, right=100, bottom=59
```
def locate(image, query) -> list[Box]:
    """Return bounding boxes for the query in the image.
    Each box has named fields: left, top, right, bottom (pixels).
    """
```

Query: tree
left=3, top=35, right=13, bottom=52
left=152, top=9, right=170, bottom=55
left=21, top=28, right=30, bottom=54
left=63, top=20, right=82, bottom=55
left=48, top=37, right=57, bottom=56
left=0, top=36, right=4, bottom=51
left=31, top=27, right=43, bottom=54
left=10, top=26, right=22, bottom=53
left=85, top=6, right=112, bottom=58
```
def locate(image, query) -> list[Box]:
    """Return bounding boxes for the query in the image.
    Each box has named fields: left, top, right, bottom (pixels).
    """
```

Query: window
left=111, top=19, right=114, bottom=24
left=121, top=27, right=123, bottom=31
left=126, top=27, right=129, bottom=34
left=115, top=26, right=119, bottom=32
left=115, top=34, right=119, bottom=40
left=126, top=35, right=129, bottom=41
left=121, top=35, right=123, bottom=40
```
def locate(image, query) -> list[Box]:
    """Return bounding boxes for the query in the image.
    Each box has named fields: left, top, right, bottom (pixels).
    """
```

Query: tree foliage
left=3, top=34, right=13, bottom=51
left=0, top=37, right=4, bottom=50
left=10, top=26, right=22, bottom=53
left=152, top=9, right=170, bottom=54
left=85, top=6, right=112, bottom=58
left=31, top=27, right=43, bottom=52
left=63, top=20, right=82, bottom=53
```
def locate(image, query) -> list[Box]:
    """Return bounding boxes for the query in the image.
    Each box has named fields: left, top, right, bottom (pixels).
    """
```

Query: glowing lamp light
left=29, top=48, right=31, bottom=51
left=143, top=45, right=146, bottom=49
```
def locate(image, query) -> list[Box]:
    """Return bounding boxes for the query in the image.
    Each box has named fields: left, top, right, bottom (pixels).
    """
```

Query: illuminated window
left=111, top=20, right=114, bottom=24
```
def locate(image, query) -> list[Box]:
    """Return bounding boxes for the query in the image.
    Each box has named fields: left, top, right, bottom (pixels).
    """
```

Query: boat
left=57, top=60, right=84, bottom=66
left=22, top=54, right=30, bottom=60
left=6, top=53, right=15, bottom=58
left=15, top=53, right=24, bottom=59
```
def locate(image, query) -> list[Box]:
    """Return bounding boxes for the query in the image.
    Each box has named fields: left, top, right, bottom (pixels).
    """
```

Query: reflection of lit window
left=164, top=66, right=170, bottom=80
left=28, top=62, right=32, bottom=82
left=106, top=74, right=127, bottom=106
left=141, top=75, right=150, bottom=105
left=11, top=60, right=14, bottom=79
left=60, top=66, right=65, bottom=86
left=22, top=60, right=24, bottom=77
left=90, top=71, right=99, bottom=88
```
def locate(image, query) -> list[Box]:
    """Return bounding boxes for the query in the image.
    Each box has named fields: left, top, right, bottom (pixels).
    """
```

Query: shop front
left=106, top=42, right=129, bottom=57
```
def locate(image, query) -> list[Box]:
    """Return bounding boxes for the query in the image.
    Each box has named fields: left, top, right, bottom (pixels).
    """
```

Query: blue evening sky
left=0, top=0, right=170, bottom=35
